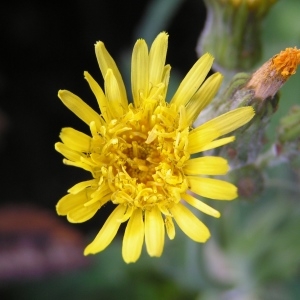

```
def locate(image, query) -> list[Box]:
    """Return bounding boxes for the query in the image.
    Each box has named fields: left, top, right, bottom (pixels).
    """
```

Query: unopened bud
left=197, top=47, right=300, bottom=169
left=272, top=106, right=300, bottom=168
left=278, top=106, right=300, bottom=143
left=222, top=0, right=276, bottom=17
left=197, top=0, right=277, bottom=72
left=228, top=165, right=264, bottom=200
left=246, top=47, right=300, bottom=99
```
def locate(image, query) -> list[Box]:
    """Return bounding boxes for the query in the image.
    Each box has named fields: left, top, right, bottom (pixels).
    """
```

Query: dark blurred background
left=0, top=0, right=206, bottom=214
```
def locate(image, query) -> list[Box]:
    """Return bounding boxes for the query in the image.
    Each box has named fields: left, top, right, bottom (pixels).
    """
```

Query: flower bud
left=278, top=106, right=300, bottom=143
left=274, top=106, right=300, bottom=168
left=197, top=47, right=300, bottom=169
left=197, top=0, right=277, bottom=72
left=227, top=165, right=264, bottom=200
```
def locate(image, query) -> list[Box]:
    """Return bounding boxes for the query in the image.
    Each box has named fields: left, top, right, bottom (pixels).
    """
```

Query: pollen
left=272, top=47, right=300, bottom=78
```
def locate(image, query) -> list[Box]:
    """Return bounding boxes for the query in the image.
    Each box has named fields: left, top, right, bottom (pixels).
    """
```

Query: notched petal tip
left=203, top=52, right=214, bottom=60
left=58, top=89, right=66, bottom=98
left=94, top=41, right=105, bottom=49
left=135, top=38, right=146, bottom=46
left=54, top=142, right=61, bottom=150
left=55, top=203, right=65, bottom=216
left=156, top=31, right=169, bottom=39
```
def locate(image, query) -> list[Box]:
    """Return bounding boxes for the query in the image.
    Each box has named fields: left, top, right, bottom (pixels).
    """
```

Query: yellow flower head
left=55, top=32, right=254, bottom=263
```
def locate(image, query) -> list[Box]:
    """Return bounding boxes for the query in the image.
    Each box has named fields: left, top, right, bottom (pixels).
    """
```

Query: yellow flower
left=55, top=32, right=254, bottom=263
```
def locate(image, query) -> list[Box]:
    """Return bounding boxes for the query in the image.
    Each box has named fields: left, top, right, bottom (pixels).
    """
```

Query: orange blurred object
left=0, top=205, right=90, bottom=281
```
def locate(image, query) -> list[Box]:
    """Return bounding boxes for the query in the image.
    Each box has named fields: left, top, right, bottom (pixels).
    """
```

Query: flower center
left=92, top=101, right=190, bottom=209
left=123, top=142, right=160, bottom=183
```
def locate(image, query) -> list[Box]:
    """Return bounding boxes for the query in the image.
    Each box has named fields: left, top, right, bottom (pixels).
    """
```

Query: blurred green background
left=0, top=0, right=300, bottom=299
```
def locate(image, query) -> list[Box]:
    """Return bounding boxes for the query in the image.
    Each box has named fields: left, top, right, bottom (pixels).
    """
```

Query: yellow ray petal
left=186, top=72, right=223, bottom=125
left=62, top=159, right=94, bottom=174
left=67, top=179, right=96, bottom=194
left=67, top=201, right=100, bottom=223
left=197, top=136, right=235, bottom=152
left=58, top=90, right=102, bottom=129
left=177, top=105, right=188, bottom=131
left=84, top=71, right=110, bottom=122
left=84, top=205, right=126, bottom=255
left=188, top=176, right=238, bottom=200
left=105, top=69, right=125, bottom=118
left=90, top=182, right=110, bottom=198
left=148, top=32, right=168, bottom=89
left=55, top=142, right=81, bottom=162
left=165, top=215, right=175, bottom=240
left=195, top=107, right=255, bottom=136
left=170, top=53, right=214, bottom=107
left=170, top=202, right=210, bottom=242
left=131, top=39, right=149, bottom=107
left=84, top=192, right=111, bottom=207
left=161, top=64, right=171, bottom=102
left=188, top=128, right=220, bottom=154
left=59, top=127, right=91, bottom=152
left=183, top=156, right=229, bottom=175
left=147, top=82, right=166, bottom=100
left=95, top=41, right=128, bottom=108
left=122, top=209, right=144, bottom=263
left=86, top=184, right=112, bottom=206
left=117, top=205, right=133, bottom=223
left=56, top=189, right=87, bottom=216
left=182, top=193, right=220, bottom=218
left=145, top=207, right=165, bottom=257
